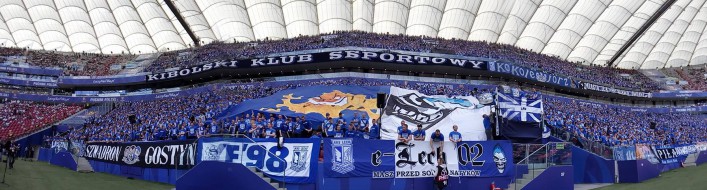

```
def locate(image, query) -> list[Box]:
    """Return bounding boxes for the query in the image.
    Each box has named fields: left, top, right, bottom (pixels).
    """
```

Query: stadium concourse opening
left=1, top=0, right=707, bottom=189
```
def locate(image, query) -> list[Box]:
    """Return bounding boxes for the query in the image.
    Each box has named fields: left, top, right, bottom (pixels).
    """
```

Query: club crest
left=331, top=139, right=355, bottom=174
left=289, top=146, right=310, bottom=172
left=122, top=145, right=141, bottom=164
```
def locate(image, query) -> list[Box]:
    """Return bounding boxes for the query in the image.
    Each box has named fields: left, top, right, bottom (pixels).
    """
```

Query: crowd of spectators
left=65, top=78, right=492, bottom=142
left=0, top=100, right=82, bottom=142
left=59, top=78, right=705, bottom=149
left=145, top=31, right=662, bottom=91
left=0, top=47, right=135, bottom=76
left=545, top=97, right=706, bottom=147
left=676, top=67, right=707, bottom=91
left=1, top=31, right=669, bottom=91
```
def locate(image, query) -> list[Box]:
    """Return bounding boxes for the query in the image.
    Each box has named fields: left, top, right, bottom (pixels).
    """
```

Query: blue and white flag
left=496, top=86, right=543, bottom=123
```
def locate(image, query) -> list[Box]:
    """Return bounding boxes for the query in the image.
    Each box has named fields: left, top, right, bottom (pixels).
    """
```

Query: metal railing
left=549, top=125, right=614, bottom=159
left=511, top=142, right=573, bottom=190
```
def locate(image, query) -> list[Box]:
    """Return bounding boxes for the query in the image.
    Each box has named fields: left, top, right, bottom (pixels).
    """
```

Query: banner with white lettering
left=83, top=140, right=197, bottom=169
left=324, top=139, right=514, bottom=178
left=381, top=86, right=489, bottom=140
left=146, top=50, right=488, bottom=81
left=196, top=138, right=320, bottom=184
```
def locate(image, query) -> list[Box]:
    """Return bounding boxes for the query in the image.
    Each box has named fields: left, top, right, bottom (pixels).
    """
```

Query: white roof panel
left=1, top=0, right=703, bottom=68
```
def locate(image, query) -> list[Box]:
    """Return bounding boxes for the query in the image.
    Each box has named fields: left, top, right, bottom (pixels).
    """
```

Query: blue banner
left=324, top=139, right=515, bottom=178
left=488, top=62, right=574, bottom=87
left=0, top=65, right=63, bottom=76
left=612, top=146, right=636, bottom=161
left=0, top=77, right=58, bottom=88
left=218, top=85, right=384, bottom=129
left=652, top=91, right=707, bottom=98
left=0, top=83, right=217, bottom=103
left=196, top=138, right=320, bottom=184
left=58, top=75, right=145, bottom=86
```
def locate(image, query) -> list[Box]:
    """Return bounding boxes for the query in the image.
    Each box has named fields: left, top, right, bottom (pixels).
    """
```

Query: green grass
left=0, top=159, right=174, bottom=190
left=595, top=164, right=707, bottom=190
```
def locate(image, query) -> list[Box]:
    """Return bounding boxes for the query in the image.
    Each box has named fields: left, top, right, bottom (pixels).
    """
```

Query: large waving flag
left=495, top=86, right=543, bottom=141
left=496, top=86, right=543, bottom=123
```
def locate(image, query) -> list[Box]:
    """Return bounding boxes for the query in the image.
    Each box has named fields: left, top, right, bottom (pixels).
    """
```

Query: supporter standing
left=398, top=124, right=413, bottom=143
left=449, top=125, right=462, bottom=143
left=413, top=124, right=426, bottom=141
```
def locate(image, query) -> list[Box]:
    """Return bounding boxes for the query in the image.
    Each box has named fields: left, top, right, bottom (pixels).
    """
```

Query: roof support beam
left=163, top=0, right=199, bottom=47
left=607, top=0, right=677, bottom=68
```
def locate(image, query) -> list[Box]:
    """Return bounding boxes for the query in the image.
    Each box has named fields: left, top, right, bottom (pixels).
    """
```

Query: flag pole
left=494, top=87, right=500, bottom=136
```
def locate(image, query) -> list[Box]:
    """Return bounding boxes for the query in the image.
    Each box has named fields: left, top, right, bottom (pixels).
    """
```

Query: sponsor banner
left=696, top=142, right=707, bottom=152
left=612, top=146, right=636, bottom=161
left=0, top=65, right=63, bottom=76
left=635, top=144, right=697, bottom=164
left=324, top=139, right=514, bottom=178
left=381, top=86, right=488, bottom=140
left=0, top=77, right=58, bottom=88
left=58, top=75, right=145, bottom=86
left=196, top=138, right=320, bottom=184
left=83, top=140, right=197, bottom=169
left=489, top=62, right=574, bottom=87
left=650, top=145, right=681, bottom=164
left=146, top=50, right=488, bottom=81
left=546, top=95, right=707, bottom=113
left=578, top=82, right=652, bottom=98
left=0, top=83, right=217, bottom=103
left=652, top=91, right=707, bottom=98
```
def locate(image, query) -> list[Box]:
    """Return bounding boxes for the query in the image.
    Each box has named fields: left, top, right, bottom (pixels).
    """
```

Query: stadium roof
left=0, top=0, right=705, bottom=69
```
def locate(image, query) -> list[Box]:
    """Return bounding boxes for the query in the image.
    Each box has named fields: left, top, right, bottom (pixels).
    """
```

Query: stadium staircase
left=508, top=168, right=545, bottom=190
left=247, top=166, right=286, bottom=190
left=683, top=153, right=698, bottom=167
left=76, top=157, right=94, bottom=173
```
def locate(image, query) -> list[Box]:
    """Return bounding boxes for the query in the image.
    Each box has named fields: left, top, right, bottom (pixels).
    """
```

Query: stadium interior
left=0, top=0, right=706, bottom=190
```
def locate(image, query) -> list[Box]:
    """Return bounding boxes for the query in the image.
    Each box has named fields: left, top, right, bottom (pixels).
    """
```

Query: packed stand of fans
left=65, top=79, right=489, bottom=142
left=544, top=97, right=706, bottom=147
left=676, top=67, right=707, bottom=91
left=0, top=47, right=135, bottom=76
left=0, top=100, right=82, bottom=142
left=146, top=31, right=661, bottom=91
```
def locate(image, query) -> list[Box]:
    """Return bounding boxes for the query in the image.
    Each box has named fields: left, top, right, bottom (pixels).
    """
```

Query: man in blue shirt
left=483, top=113, right=493, bottom=140
left=238, top=118, right=249, bottom=135
left=301, top=116, right=312, bottom=138
left=187, top=123, right=197, bottom=139
left=398, top=124, right=413, bottom=143
left=324, top=117, right=335, bottom=137
left=413, top=124, right=426, bottom=141
left=157, top=126, right=167, bottom=140
left=359, top=114, right=369, bottom=132
left=275, top=115, right=285, bottom=129
left=351, top=112, right=360, bottom=129
left=346, top=124, right=359, bottom=138
left=337, top=112, right=346, bottom=125
left=293, top=117, right=303, bottom=138
left=368, top=119, right=380, bottom=139
left=449, top=125, right=462, bottom=143
left=334, top=125, right=344, bottom=138
left=247, top=123, right=260, bottom=139
left=264, top=123, right=276, bottom=138
left=209, top=123, right=219, bottom=135
left=430, top=129, right=445, bottom=156
left=397, top=120, right=407, bottom=133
